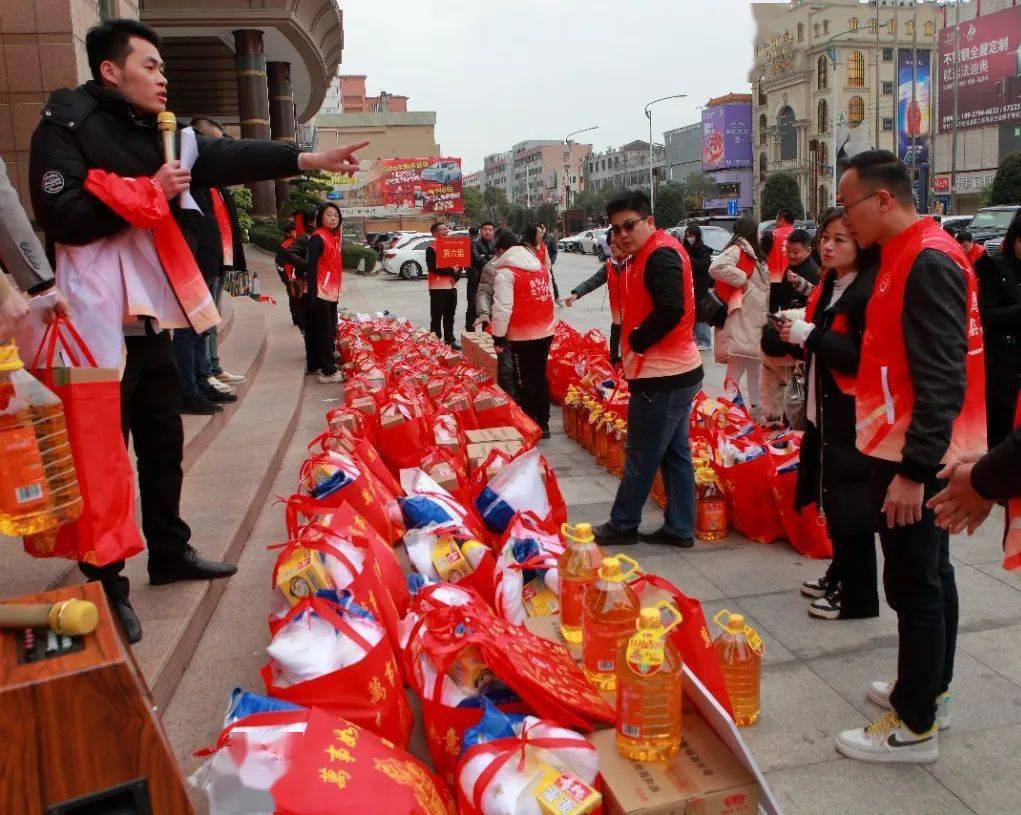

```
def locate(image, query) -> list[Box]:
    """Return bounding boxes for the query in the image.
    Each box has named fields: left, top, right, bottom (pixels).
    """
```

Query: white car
left=382, top=234, right=434, bottom=280
left=578, top=228, right=607, bottom=255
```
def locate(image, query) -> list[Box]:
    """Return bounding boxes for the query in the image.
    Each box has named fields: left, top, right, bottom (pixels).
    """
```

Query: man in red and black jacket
left=425, top=221, right=462, bottom=348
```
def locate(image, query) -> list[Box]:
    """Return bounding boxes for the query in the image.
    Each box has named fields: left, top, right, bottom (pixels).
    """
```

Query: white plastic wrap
left=267, top=609, right=382, bottom=687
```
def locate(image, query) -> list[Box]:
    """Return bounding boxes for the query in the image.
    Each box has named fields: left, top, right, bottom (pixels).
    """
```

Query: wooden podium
left=0, top=582, right=193, bottom=814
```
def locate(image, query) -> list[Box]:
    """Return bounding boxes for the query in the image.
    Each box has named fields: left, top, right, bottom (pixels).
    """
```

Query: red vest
left=209, top=188, right=234, bottom=268
left=856, top=218, right=986, bottom=463
left=767, top=222, right=794, bottom=283
left=506, top=264, right=555, bottom=341
left=280, top=236, right=296, bottom=281
left=537, top=242, right=549, bottom=268
left=965, top=242, right=985, bottom=266
left=803, top=270, right=856, bottom=396
left=605, top=258, right=625, bottom=324
left=313, top=227, right=342, bottom=302
left=619, top=230, right=700, bottom=381
left=1004, top=395, right=1021, bottom=574
left=714, top=249, right=756, bottom=304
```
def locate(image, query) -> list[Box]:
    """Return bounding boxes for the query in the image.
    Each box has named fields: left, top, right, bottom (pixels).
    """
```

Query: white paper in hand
left=178, top=126, right=201, bottom=212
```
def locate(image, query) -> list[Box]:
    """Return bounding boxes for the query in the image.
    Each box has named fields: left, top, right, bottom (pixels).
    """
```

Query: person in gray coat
left=473, top=228, right=518, bottom=397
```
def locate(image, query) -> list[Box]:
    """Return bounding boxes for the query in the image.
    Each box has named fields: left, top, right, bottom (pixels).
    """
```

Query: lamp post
left=644, top=94, right=686, bottom=212
left=564, top=125, right=598, bottom=213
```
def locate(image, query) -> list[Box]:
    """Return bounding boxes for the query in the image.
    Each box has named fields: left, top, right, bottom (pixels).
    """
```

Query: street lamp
left=644, top=95, right=686, bottom=212
left=564, top=125, right=598, bottom=212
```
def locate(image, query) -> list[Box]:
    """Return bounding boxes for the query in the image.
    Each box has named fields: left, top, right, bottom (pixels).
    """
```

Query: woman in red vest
left=304, top=203, right=344, bottom=384
left=490, top=226, right=557, bottom=438
left=780, top=207, right=881, bottom=620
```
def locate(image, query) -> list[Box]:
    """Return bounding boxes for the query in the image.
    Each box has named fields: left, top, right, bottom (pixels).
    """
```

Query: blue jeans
left=695, top=322, right=712, bottom=348
left=609, top=382, right=700, bottom=537
left=205, top=276, right=223, bottom=375
left=172, top=327, right=206, bottom=395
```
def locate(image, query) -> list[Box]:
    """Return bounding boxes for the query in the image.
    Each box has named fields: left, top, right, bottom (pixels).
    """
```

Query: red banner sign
left=434, top=236, right=471, bottom=267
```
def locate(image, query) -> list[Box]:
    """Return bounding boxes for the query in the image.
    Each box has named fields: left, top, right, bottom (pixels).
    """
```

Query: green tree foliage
left=482, top=186, right=510, bottom=223
left=986, top=152, right=1021, bottom=206
left=226, top=185, right=253, bottom=241
left=652, top=182, right=687, bottom=228
left=531, top=202, right=559, bottom=229
left=681, top=172, right=714, bottom=211
left=506, top=203, right=529, bottom=233
left=279, top=170, right=333, bottom=222
left=761, top=172, right=805, bottom=220
left=463, top=187, right=485, bottom=222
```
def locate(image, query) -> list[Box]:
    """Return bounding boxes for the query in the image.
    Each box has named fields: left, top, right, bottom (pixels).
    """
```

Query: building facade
left=663, top=123, right=702, bottom=183
left=463, top=170, right=483, bottom=191
left=482, top=150, right=513, bottom=198
left=751, top=0, right=937, bottom=219
left=585, top=140, right=666, bottom=193
left=320, top=73, right=409, bottom=116
left=474, top=141, right=590, bottom=209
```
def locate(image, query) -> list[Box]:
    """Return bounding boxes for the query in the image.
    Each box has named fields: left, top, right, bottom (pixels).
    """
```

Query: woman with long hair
left=781, top=206, right=880, bottom=620
left=303, top=202, right=344, bottom=383
left=708, top=214, right=769, bottom=412
left=683, top=224, right=714, bottom=350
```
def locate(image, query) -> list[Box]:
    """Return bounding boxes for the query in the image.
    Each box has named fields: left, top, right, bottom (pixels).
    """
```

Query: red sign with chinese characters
left=434, top=236, right=471, bottom=267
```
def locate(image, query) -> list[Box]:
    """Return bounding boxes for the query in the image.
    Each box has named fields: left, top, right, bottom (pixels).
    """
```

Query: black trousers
left=288, top=293, right=306, bottom=331
left=549, top=266, right=560, bottom=300
left=871, top=459, right=958, bottom=733
left=303, top=297, right=338, bottom=375
left=430, top=289, right=457, bottom=344
left=828, top=530, right=879, bottom=618
left=510, top=336, right=553, bottom=427
left=79, top=332, right=192, bottom=599
left=465, top=270, right=480, bottom=330
left=497, top=343, right=517, bottom=400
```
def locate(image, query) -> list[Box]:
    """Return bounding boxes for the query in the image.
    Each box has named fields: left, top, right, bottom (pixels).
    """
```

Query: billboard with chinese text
left=701, top=103, right=752, bottom=170
left=897, top=48, right=931, bottom=167
left=937, top=6, right=1021, bottom=133
left=327, top=157, right=463, bottom=217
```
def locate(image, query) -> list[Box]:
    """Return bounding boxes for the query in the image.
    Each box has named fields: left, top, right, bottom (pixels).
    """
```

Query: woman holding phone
left=780, top=206, right=880, bottom=620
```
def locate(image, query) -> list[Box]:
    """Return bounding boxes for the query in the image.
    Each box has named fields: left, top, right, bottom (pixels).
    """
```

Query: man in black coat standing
left=467, top=221, right=495, bottom=330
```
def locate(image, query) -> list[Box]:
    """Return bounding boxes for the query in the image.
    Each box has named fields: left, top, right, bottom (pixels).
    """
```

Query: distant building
left=474, top=141, right=592, bottom=210
left=483, top=151, right=513, bottom=199
left=663, top=123, right=702, bottom=183
left=585, top=141, right=666, bottom=193
left=322, top=73, right=410, bottom=115
left=701, top=93, right=754, bottom=214
left=463, top=170, right=484, bottom=191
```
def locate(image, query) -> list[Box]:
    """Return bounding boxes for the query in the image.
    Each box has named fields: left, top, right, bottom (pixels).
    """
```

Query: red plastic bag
left=260, top=596, right=413, bottom=747
left=23, top=319, right=144, bottom=567
left=630, top=572, right=735, bottom=717
left=714, top=446, right=785, bottom=544
left=768, top=435, right=833, bottom=559
left=307, top=428, right=402, bottom=499
left=472, top=385, right=541, bottom=449
left=377, top=395, right=429, bottom=475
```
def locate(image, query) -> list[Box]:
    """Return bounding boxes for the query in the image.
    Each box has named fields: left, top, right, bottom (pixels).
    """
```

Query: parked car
left=579, top=228, right=608, bottom=256
left=561, top=233, right=585, bottom=253
left=968, top=205, right=1021, bottom=259
left=421, top=160, right=462, bottom=184
left=668, top=225, right=731, bottom=258
left=382, top=234, right=434, bottom=280
left=940, top=215, right=973, bottom=238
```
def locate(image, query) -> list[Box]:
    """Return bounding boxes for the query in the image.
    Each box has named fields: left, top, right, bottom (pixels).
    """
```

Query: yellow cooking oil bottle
left=695, top=467, right=728, bottom=541
left=713, top=610, right=764, bottom=727
left=582, top=555, right=640, bottom=691
left=558, top=523, right=605, bottom=643
left=616, top=603, right=683, bottom=762
left=0, top=341, right=81, bottom=538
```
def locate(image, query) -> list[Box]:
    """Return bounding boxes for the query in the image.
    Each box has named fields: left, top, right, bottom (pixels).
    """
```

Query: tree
left=761, top=172, right=805, bottom=220
left=681, top=172, right=714, bottom=211
left=986, top=152, right=1021, bottom=206
left=572, top=189, right=604, bottom=219
left=652, top=181, right=687, bottom=228
left=463, top=187, right=485, bottom=223
left=482, top=186, right=510, bottom=223
left=226, top=185, right=253, bottom=241
left=279, top=170, right=333, bottom=223
left=531, top=202, right=558, bottom=229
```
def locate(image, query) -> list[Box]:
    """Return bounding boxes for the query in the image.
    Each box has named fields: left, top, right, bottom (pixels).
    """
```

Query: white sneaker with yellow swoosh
left=835, top=711, right=938, bottom=763
left=867, top=680, right=951, bottom=730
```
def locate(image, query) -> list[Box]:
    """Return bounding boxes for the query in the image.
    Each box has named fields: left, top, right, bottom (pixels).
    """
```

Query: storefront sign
left=897, top=48, right=931, bottom=167
left=328, top=157, right=464, bottom=217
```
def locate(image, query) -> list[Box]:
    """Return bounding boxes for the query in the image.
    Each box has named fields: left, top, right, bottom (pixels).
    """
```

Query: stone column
left=233, top=29, right=275, bottom=219
left=267, top=61, right=297, bottom=211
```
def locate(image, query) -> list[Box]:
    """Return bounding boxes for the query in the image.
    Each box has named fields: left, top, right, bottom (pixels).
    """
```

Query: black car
left=968, top=205, right=1020, bottom=259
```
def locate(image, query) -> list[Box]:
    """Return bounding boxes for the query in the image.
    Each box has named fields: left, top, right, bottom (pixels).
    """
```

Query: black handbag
left=698, top=290, right=727, bottom=328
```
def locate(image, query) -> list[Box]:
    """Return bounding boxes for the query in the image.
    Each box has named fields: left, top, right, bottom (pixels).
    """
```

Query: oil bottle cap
left=574, top=522, right=592, bottom=539
left=638, top=608, right=661, bottom=628
left=726, top=613, right=746, bottom=631
left=599, top=556, right=624, bottom=581
left=0, top=342, right=24, bottom=372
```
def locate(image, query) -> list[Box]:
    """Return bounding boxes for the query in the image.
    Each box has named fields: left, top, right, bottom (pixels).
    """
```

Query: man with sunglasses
left=593, top=191, right=702, bottom=548
left=834, top=150, right=986, bottom=764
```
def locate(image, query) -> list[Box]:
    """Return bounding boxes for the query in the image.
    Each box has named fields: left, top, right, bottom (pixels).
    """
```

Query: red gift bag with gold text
left=768, top=434, right=833, bottom=559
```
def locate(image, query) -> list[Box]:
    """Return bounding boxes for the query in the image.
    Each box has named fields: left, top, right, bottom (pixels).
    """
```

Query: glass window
left=797, top=23, right=804, bottom=41
left=849, top=17, right=858, bottom=31
left=759, top=114, right=767, bottom=145
left=925, top=21, right=933, bottom=37
left=848, top=51, right=865, bottom=87
left=823, top=20, right=829, bottom=34
left=848, top=96, right=865, bottom=128
left=413, top=239, right=433, bottom=250
left=758, top=75, right=767, bottom=106
left=883, top=80, right=894, bottom=95
left=818, top=55, right=828, bottom=90
left=759, top=152, right=768, bottom=183
left=887, top=19, right=896, bottom=35
left=814, top=22, right=820, bottom=37
left=906, top=20, right=914, bottom=36
left=883, top=47, right=893, bottom=61
left=869, top=18, right=877, bottom=34
left=778, top=107, right=797, bottom=161
left=883, top=117, right=894, bottom=131
left=818, top=98, right=828, bottom=132
left=99, top=0, right=114, bottom=19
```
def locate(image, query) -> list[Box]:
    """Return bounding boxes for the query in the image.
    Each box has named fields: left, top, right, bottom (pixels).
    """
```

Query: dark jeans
left=695, top=322, right=713, bottom=348
left=829, top=530, right=879, bottom=618
left=206, top=275, right=223, bottom=375
left=510, top=336, right=553, bottom=427
left=79, top=332, right=192, bottom=598
left=304, top=297, right=338, bottom=375
left=171, top=326, right=210, bottom=395
left=549, top=266, right=560, bottom=300
left=610, top=382, right=700, bottom=537
left=497, top=342, right=517, bottom=399
left=871, top=459, right=958, bottom=733
left=465, top=270, right=480, bottom=330
left=430, top=289, right=457, bottom=344
left=288, top=291, right=307, bottom=331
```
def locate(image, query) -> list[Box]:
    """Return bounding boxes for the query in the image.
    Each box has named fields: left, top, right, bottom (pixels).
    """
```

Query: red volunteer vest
left=313, top=227, right=342, bottom=302
left=537, top=242, right=549, bottom=268
left=965, top=243, right=985, bottom=266
left=856, top=218, right=986, bottom=463
left=714, top=249, right=756, bottom=304
left=619, top=230, right=700, bottom=381
left=209, top=188, right=234, bottom=268
left=803, top=270, right=856, bottom=396
left=506, top=264, right=555, bottom=341
left=280, top=236, right=296, bottom=281
left=767, top=222, right=794, bottom=283
left=1004, top=395, right=1021, bottom=574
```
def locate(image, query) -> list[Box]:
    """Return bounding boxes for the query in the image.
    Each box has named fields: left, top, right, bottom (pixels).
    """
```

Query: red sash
left=803, top=270, right=856, bottom=395
left=209, top=188, right=234, bottom=268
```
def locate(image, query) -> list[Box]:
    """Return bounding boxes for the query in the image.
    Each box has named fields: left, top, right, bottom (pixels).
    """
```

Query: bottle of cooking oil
left=616, top=605, right=683, bottom=762
left=713, top=610, right=763, bottom=727
left=558, top=522, right=605, bottom=643
left=582, top=555, right=640, bottom=691
left=582, top=404, right=601, bottom=454
left=608, top=419, right=627, bottom=478
left=695, top=467, right=728, bottom=541
left=0, top=342, right=81, bottom=537
left=595, top=413, right=614, bottom=469
left=563, top=387, right=579, bottom=439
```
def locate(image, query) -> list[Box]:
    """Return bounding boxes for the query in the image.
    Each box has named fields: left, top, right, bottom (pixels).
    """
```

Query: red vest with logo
left=537, top=242, right=549, bottom=269
left=313, top=227, right=342, bottom=302
left=605, top=258, right=625, bottom=325
left=714, top=249, right=756, bottom=304
left=506, top=264, right=556, bottom=341
left=855, top=218, right=986, bottom=463
left=767, top=222, right=794, bottom=283
left=803, top=270, right=856, bottom=396
left=280, top=236, right=296, bottom=281
left=619, top=230, right=700, bottom=381
left=1004, top=395, right=1021, bottom=574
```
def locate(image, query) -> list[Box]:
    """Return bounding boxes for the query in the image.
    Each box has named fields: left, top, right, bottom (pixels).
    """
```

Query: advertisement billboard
left=938, top=5, right=1021, bottom=133
left=327, top=157, right=463, bottom=217
left=701, top=103, right=752, bottom=170
left=897, top=48, right=931, bottom=167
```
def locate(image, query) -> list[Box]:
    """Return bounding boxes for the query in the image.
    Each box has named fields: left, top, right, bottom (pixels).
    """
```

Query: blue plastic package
left=460, top=698, right=526, bottom=754
left=224, top=687, right=304, bottom=725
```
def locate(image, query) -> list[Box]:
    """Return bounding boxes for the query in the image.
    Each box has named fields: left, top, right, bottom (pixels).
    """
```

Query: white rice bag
left=266, top=608, right=382, bottom=687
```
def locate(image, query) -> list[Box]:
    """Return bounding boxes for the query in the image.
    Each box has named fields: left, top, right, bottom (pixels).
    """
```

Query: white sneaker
left=317, top=371, right=344, bottom=384
left=836, top=711, right=937, bottom=763
left=216, top=371, right=246, bottom=384
left=206, top=376, right=235, bottom=395
left=801, top=574, right=833, bottom=599
left=866, top=680, right=951, bottom=731
left=807, top=591, right=841, bottom=620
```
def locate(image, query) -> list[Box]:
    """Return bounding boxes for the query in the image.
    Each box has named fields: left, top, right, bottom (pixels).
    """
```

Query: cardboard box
left=523, top=614, right=582, bottom=662
left=349, top=395, right=377, bottom=416
left=591, top=709, right=759, bottom=815
left=465, top=427, right=523, bottom=445
left=467, top=439, right=523, bottom=470
left=426, top=461, right=459, bottom=494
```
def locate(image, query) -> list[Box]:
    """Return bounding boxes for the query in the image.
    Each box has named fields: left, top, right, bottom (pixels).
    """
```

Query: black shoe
left=448, top=342, right=462, bottom=351
left=112, top=598, right=142, bottom=644
left=201, top=385, right=237, bottom=404
left=180, top=392, right=222, bottom=415
left=638, top=527, right=695, bottom=548
left=592, top=521, right=639, bottom=546
left=149, top=548, right=238, bottom=585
